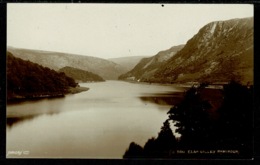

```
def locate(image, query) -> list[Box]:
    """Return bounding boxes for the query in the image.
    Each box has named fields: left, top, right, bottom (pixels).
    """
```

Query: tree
left=167, top=83, right=214, bottom=149
left=7, top=52, right=78, bottom=100
left=123, top=81, right=253, bottom=158
left=214, top=81, right=253, bottom=156
left=141, top=119, right=177, bottom=158
left=156, top=119, right=177, bottom=151
left=123, top=142, right=143, bottom=158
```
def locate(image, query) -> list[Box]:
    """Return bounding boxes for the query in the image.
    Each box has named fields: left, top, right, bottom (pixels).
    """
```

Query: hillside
left=7, top=47, right=128, bottom=80
left=108, top=56, right=147, bottom=71
left=7, top=52, right=81, bottom=101
left=118, top=45, right=184, bottom=81
left=120, top=17, right=253, bottom=84
left=59, top=66, right=105, bottom=82
left=154, top=17, right=253, bottom=84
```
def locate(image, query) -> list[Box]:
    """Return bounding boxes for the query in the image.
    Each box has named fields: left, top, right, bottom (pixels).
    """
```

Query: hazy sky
left=7, top=4, right=253, bottom=59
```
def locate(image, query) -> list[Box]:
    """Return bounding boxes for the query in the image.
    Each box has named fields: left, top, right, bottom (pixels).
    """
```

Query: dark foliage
left=214, top=81, right=253, bottom=156
left=143, top=119, right=178, bottom=158
left=59, top=66, right=105, bottom=82
left=123, top=142, right=143, bottom=159
left=123, top=119, right=177, bottom=158
left=123, top=81, right=253, bottom=158
left=7, top=52, right=78, bottom=100
left=168, top=83, right=215, bottom=149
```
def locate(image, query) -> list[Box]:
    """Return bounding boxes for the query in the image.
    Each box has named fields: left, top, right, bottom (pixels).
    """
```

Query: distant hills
left=7, top=47, right=128, bottom=80
left=109, top=56, right=148, bottom=72
left=7, top=52, right=78, bottom=100
left=119, top=17, right=253, bottom=84
left=59, top=66, right=104, bottom=82
left=118, top=45, right=185, bottom=81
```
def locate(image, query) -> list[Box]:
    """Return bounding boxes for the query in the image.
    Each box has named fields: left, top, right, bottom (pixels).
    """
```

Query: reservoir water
left=6, top=81, right=185, bottom=158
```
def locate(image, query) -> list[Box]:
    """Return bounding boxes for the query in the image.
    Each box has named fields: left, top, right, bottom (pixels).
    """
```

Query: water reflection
left=7, top=116, right=36, bottom=127
left=7, top=97, right=65, bottom=128
left=7, top=111, right=61, bottom=128
left=7, top=95, right=65, bottom=105
left=140, top=91, right=184, bottom=106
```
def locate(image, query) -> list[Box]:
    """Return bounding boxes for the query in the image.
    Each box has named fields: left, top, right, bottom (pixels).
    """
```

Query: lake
left=6, top=80, right=185, bottom=158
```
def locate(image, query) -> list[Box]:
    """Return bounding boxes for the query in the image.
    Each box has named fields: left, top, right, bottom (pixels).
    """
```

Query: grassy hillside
left=119, top=45, right=184, bottom=81
left=119, top=18, right=253, bottom=85
left=7, top=47, right=128, bottom=80
left=154, top=17, right=253, bottom=84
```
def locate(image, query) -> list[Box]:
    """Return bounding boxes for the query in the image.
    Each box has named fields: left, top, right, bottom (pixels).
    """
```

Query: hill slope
left=154, top=17, right=253, bottom=84
left=120, top=17, right=253, bottom=84
left=7, top=52, right=78, bottom=100
left=118, top=45, right=184, bottom=81
left=7, top=47, right=128, bottom=80
left=59, top=66, right=105, bottom=82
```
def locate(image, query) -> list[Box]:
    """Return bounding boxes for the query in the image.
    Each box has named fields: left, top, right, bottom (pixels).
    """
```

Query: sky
left=7, top=4, right=253, bottom=59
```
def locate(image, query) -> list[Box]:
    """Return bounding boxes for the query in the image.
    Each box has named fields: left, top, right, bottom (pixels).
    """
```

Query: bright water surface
left=7, top=80, right=185, bottom=158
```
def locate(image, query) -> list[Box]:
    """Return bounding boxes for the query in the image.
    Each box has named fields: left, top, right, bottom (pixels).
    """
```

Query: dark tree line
left=7, top=52, right=78, bottom=100
left=123, top=81, right=253, bottom=159
left=59, top=66, right=105, bottom=82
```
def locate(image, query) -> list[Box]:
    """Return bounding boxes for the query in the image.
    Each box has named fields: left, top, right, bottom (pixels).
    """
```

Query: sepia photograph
left=6, top=3, right=253, bottom=159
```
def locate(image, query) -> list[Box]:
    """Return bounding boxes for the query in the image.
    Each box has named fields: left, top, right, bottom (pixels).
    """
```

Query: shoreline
left=7, top=86, right=89, bottom=104
left=67, top=86, right=89, bottom=94
left=119, top=80, right=225, bottom=89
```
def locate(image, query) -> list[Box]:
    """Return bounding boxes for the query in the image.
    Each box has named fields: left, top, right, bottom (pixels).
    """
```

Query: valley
left=7, top=17, right=253, bottom=86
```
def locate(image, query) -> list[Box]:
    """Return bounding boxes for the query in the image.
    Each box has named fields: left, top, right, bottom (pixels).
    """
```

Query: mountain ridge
left=119, top=17, right=253, bottom=84
left=118, top=44, right=185, bottom=81
left=7, top=47, right=128, bottom=80
left=156, top=17, right=253, bottom=84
